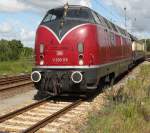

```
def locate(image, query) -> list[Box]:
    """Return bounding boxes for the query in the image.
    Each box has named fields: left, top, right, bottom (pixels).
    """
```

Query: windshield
left=42, top=7, right=91, bottom=23
left=43, top=8, right=64, bottom=23
left=66, top=8, right=91, bottom=20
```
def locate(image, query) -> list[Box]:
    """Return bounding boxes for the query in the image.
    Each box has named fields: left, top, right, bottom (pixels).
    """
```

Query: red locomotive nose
left=35, top=23, right=98, bottom=67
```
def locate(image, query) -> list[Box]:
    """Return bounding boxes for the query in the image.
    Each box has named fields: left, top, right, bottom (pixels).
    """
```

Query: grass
left=82, top=64, right=150, bottom=133
left=0, top=58, right=33, bottom=75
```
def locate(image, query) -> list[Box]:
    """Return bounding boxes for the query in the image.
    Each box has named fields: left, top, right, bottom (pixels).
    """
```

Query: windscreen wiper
left=60, top=3, right=69, bottom=29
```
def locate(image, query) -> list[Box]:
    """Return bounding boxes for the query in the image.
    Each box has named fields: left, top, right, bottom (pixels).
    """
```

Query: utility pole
left=145, top=39, right=147, bottom=52
left=124, top=7, right=127, bottom=30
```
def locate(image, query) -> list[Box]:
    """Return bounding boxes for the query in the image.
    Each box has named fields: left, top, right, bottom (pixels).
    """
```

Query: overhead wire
left=93, top=0, right=125, bottom=27
left=93, top=0, right=136, bottom=36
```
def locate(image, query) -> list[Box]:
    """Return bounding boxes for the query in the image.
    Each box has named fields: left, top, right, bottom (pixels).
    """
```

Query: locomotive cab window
left=42, top=7, right=92, bottom=23
left=43, top=9, right=64, bottom=23
left=66, top=8, right=91, bottom=20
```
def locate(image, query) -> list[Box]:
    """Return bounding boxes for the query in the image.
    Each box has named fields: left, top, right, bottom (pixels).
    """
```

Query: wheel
left=98, top=77, right=106, bottom=92
left=110, top=77, right=115, bottom=89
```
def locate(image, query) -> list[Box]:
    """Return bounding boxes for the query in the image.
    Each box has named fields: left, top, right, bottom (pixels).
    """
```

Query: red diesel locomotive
left=31, top=5, right=132, bottom=96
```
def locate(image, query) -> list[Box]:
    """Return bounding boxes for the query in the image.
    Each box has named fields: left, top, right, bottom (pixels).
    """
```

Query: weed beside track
left=81, top=63, right=150, bottom=133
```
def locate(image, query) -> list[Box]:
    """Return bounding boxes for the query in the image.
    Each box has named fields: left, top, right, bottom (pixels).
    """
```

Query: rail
left=0, top=74, right=32, bottom=92
left=0, top=97, right=83, bottom=133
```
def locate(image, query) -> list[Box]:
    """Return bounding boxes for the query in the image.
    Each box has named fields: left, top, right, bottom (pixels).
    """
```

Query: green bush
left=0, top=39, right=33, bottom=62
left=0, top=59, right=33, bottom=75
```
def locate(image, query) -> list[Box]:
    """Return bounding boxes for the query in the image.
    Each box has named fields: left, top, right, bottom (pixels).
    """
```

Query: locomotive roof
left=50, top=5, right=89, bottom=10
left=48, top=5, right=134, bottom=39
left=129, top=33, right=138, bottom=41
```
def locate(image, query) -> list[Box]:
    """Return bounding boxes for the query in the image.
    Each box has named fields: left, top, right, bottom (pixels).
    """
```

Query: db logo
left=56, top=50, right=63, bottom=56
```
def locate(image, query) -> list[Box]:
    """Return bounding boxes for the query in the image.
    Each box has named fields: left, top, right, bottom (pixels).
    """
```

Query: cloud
left=0, top=0, right=92, bottom=47
left=0, top=0, right=30, bottom=12
left=20, top=0, right=91, bottom=9
left=102, top=0, right=150, bottom=37
left=20, top=28, right=35, bottom=47
left=0, top=21, right=35, bottom=47
left=0, top=22, right=13, bottom=33
left=0, top=0, right=91, bottom=13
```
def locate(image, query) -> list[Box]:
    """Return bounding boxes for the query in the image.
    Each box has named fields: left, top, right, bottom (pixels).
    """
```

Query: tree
left=0, top=40, right=10, bottom=61
left=8, top=40, right=23, bottom=60
left=0, top=39, right=33, bottom=62
left=21, top=47, right=33, bottom=57
left=140, top=39, right=150, bottom=52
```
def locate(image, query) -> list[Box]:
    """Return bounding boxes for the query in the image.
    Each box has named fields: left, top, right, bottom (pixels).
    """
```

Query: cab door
left=104, top=29, right=111, bottom=63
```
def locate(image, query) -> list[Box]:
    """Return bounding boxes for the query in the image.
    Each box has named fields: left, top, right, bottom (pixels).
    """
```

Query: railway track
left=0, top=74, right=33, bottom=92
left=0, top=96, right=83, bottom=133
left=0, top=74, right=30, bottom=85
left=146, top=58, right=150, bottom=61
left=145, top=54, right=150, bottom=61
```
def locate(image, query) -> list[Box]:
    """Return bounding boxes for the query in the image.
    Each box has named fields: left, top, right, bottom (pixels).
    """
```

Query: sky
left=0, top=0, right=149, bottom=47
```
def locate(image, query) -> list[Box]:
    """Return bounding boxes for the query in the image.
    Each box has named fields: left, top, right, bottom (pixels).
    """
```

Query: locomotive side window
left=110, top=22, right=118, bottom=33
left=118, top=27, right=126, bottom=36
left=121, top=37, right=123, bottom=45
left=103, top=18, right=112, bottom=30
left=91, top=11, right=101, bottom=24
left=96, top=13, right=103, bottom=24
left=110, top=32, right=115, bottom=46
left=97, top=15, right=106, bottom=26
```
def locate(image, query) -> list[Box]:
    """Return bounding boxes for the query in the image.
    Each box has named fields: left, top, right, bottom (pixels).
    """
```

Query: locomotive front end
left=31, top=5, right=99, bottom=96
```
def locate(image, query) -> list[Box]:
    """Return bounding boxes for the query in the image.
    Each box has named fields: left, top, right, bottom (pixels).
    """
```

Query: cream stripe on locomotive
left=40, top=23, right=93, bottom=44
left=36, top=58, right=132, bottom=69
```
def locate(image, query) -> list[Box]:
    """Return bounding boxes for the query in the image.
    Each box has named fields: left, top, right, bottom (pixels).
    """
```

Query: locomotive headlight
left=39, top=44, right=44, bottom=65
left=78, top=43, right=84, bottom=65
left=79, top=54, right=84, bottom=65
left=79, top=59, right=84, bottom=65
left=40, top=60, right=44, bottom=65
left=40, top=55, right=44, bottom=65
left=31, top=71, right=41, bottom=83
left=40, top=44, right=44, bottom=54
left=71, top=71, right=83, bottom=84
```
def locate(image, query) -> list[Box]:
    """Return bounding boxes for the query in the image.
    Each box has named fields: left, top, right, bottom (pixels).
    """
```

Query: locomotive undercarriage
left=32, top=69, right=97, bottom=96
left=32, top=59, right=132, bottom=97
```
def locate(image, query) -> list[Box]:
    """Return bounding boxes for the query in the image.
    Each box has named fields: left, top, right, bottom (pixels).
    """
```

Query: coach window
left=91, top=11, right=101, bottom=24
